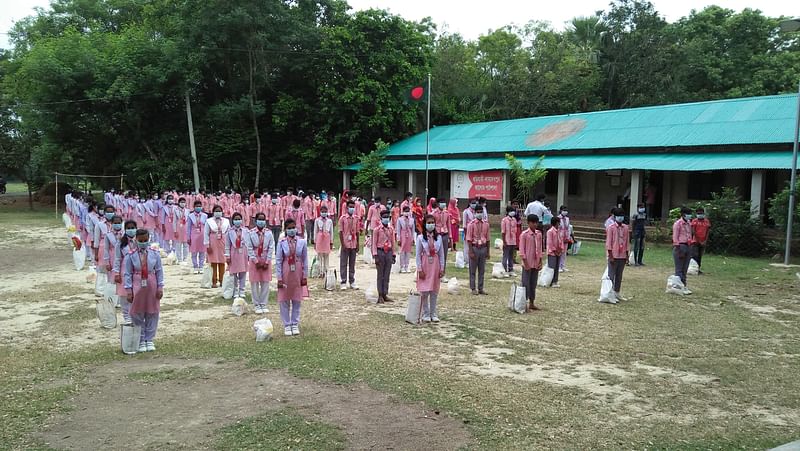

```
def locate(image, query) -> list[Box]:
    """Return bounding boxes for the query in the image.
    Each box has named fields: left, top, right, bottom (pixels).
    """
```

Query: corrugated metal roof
left=345, top=152, right=794, bottom=171
left=385, top=94, right=798, bottom=157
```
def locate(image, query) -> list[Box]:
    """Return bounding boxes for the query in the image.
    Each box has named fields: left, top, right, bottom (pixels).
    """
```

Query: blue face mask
left=697, top=214, right=705, bottom=220
left=194, top=207, right=202, bottom=213
left=214, top=211, right=223, bottom=218
left=348, top=208, right=355, bottom=215
left=286, top=228, right=297, bottom=237
left=321, top=194, right=328, bottom=200
left=137, top=241, right=149, bottom=249
left=104, top=212, right=114, bottom=220
left=426, top=223, right=436, bottom=232
left=381, top=218, right=390, bottom=225
left=615, top=215, right=625, bottom=223
left=112, top=223, right=123, bottom=231
left=125, top=229, right=136, bottom=238
left=233, top=219, right=242, bottom=226
left=255, top=220, right=267, bottom=228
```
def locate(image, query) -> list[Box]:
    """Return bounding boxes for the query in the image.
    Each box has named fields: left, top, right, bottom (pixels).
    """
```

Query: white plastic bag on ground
left=201, top=265, right=212, bottom=289
left=363, top=247, right=374, bottom=265
left=365, top=282, right=379, bottom=303
left=253, top=318, right=274, bottom=342
left=94, top=271, right=107, bottom=297
left=62, top=213, right=72, bottom=229
left=310, top=256, right=320, bottom=278
left=570, top=240, right=582, bottom=256
left=538, top=265, right=555, bottom=287
left=73, top=247, right=87, bottom=271
left=221, top=272, right=234, bottom=300
left=455, top=251, right=466, bottom=269
left=598, top=267, right=617, bottom=303
left=120, top=323, right=142, bottom=355
left=405, top=292, right=423, bottom=324
left=494, top=238, right=503, bottom=250
left=666, top=275, right=686, bottom=295
left=165, top=251, right=177, bottom=266
left=104, top=280, right=119, bottom=308
left=687, top=258, right=699, bottom=275
left=391, top=260, right=400, bottom=274
left=324, top=269, right=338, bottom=291
left=231, top=297, right=247, bottom=316
left=96, top=297, right=117, bottom=329
left=447, top=277, right=460, bottom=295
left=629, top=252, right=636, bottom=266
left=508, top=283, right=527, bottom=314
left=491, top=262, right=505, bottom=279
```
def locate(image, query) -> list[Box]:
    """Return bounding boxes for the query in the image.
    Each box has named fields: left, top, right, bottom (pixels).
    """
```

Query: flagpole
left=425, top=72, right=431, bottom=201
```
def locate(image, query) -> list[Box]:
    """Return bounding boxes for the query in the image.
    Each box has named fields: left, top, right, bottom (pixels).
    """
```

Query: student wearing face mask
left=174, top=198, right=190, bottom=264
left=672, top=206, right=693, bottom=294
left=631, top=203, right=647, bottom=266
left=396, top=206, right=415, bottom=273
left=204, top=205, right=230, bottom=288
left=417, top=214, right=446, bottom=322
left=302, top=192, right=317, bottom=244
left=102, top=215, right=124, bottom=307
left=603, top=208, right=630, bottom=303
left=225, top=212, right=250, bottom=299
left=371, top=210, right=397, bottom=303
left=161, top=195, right=179, bottom=255
left=286, top=198, right=306, bottom=238
left=519, top=215, right=543, bottom=311
left=267, top=193, right=284, bottom=247
left=557, top=206, right=572, bottom=272
left=339, top=200, right=362, bottom=290
left=116, top=220, right=139, bottom=323
left=401, top=192, right=413, bottom=212
left=466, top=205, right=490, bottom=295
left=690, top=208, right=711, bottom=274
left=276, top=218, right=308, bottom=336
left=448, top=198, right=461, bottom=251
left=93, top=205, right=116, bottom=290
left=314, top=206, right=334, bottom=276
left=501, top=206, right=518, bottom=276
left=246, top=213, right=274, bottom=314
left=462, top=197, right=478, bottom=260
left=433, top=199, right=452, bottom=272
left=187, top=201, right=208, bottom=274
left=546, top=217, right=564, bottom=288
left=144, top=193, right=160, bottom=247
left=122, top=229, right=164, bottom=353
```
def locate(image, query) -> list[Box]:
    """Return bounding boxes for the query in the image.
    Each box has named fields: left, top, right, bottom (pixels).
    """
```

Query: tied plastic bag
left=447, top=277, right=460, bottom=295
left=165, top=251, right=177, bottom=266
left=628, top=251, right=636, bottom=266
left=96, top=297, right=117, bottom=329
left=104, top=280, right=119, bottom=308
left=687, top=258, right=700, bottom=275
left=405, top=291, right=423, bottom=324
left=494, top=238, right=503, bottom=250
left=666, top=275, right=686, bottom=295
left=201, top=265, right=212, bottom=289
left=365, top=282, right=379, bottom=304
left=363, top=246, right=374, bottom=265
left=455, top=251, right=466, bottom=269
left=120, top=323, right=142, bottom=355
left=508, top=283, right=527, bottom=314
left=253, top=318, right=274, bottom=342
left=62, top=213, right=72, bottom=229
left=570, top=240, right=582, bottom=256
left=94, top=271, right=107, bottom=297
left=310, top=256, right=320, bottom=278
left=598, top=267, right=617, bottom=304
left=391, top=260, right=400, bottom=274
left=538, top=265, right=555, bottom=287
left=231, top=297, right=247, bottom=316
left=73, top=247, right=87, bottom=271
left=221, top=272, right=235, bottom=300
left=491, top=262, right=505, bottom=279
left=324, top=269, right=338, bottom=291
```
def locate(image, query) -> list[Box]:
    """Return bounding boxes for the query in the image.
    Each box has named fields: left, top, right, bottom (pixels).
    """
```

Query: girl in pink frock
left=204, top=205, right=230, bottom=288
left=246, top=213, right=275, bottom=314
left=115, top=220, right=138, bottom=323
left=313, top=206, right=334, bottom=277
left=395, top=206, right=415, bottom=273
left=123, top=229, right=164, bottom=353
left=276, top=218, right=308, bottom=337
left=175, top=198, right=189, bottom=263
left=416, top=214, right=446, bottom=323
left=225, top=212, right=250, bottom=299
left=187, top=200, right=208, bottom=273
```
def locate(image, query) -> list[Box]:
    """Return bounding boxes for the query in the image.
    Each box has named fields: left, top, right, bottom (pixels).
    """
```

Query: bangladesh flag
left=406, top=83, right=428, bottom=103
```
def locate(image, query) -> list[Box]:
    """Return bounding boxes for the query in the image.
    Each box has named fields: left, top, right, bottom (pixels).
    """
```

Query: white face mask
left=509, top=211, right=516, bottom=217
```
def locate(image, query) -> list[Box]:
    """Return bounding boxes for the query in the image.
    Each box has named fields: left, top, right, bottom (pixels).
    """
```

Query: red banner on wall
left=468, top=170, right=503, bottom=200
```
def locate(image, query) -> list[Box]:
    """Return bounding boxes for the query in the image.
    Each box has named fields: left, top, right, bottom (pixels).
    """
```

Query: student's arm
left=122, top=255, right=133, bottom=292
left=301, top=242, right=309, bottom=281
left=203, top=222, right=211, bottom=248
left=672, top=221, right=681, bottom=246
left=224, top=231, right=232, bottom=258
left=415, top=235, right=424, bottom=277
left=438, top=236, right=445, bottom=273
left=245, top=233, right=256, bottom=262
left=266, top=232, right=275, bottom=262
left=155, top=254, right=164, bottom=290
left=275, top=242, right=284, bottom=283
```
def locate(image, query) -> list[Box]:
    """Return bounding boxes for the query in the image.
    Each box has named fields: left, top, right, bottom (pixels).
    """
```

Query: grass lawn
left=1, top=205, right=799, bottom=450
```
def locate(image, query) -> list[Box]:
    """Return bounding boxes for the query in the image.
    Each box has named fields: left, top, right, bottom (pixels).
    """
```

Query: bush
left=688, top=187, right=766, bottom=257
left=768, top=181, right=800, bottom=237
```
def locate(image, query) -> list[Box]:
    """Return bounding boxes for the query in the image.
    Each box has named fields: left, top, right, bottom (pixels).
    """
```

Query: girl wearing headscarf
left=412, top=197, right=425, bottom=235
left=426, top=197, right=437, bottom=215
left=447, top=198, right=460, bottom=251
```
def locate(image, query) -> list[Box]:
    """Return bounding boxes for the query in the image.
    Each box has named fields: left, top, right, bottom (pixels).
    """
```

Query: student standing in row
left=286, top=198, right=306, bottom=238
left=339, top=200, right=361, bottom=290
left=433, top=200, right=451, bottom=272
left=187, top=200, right=207, bottom=274
left=102, top=215, right=124, bottom=305
left=314, top=205, right=334, bottom=276
left=462, top=198, right=477, bottom=264
left=371, top=210, right=396, bottom=303
left=448, top=198, right=460, bottom=251
left=501, top=206, right=518, bottom=275
left=557, top=206, right=571, bottom=272
left=417, top=214, right=445, bottom=322
left=276, top=218, right=308, bottom=337
left=123, top=229, right=164, bottom=353
left=546, top=217, right=563, bottom=288
left=466, top=205, right=490, bottom=295
left=175, top=198, right=190, bottom=264
left=691, top=207, right=711, bottom=274
left=204, top=205, right=229, bottom=288
left=267, top=194, right=283, bottom=248
left=631, top=203, right=647, bottom=266
left=673, top=207, right=693, bottom=294
left=605, top=208, right=630, bottom=303
left=247, top=213, right=274, bottom=314
left=396, top=206, right=415, bottom=273
left=115, top=220, right=138, bottom=323
left=225, top=212, right=249, bottom=299
left=519, top=215, right=543, bottom=311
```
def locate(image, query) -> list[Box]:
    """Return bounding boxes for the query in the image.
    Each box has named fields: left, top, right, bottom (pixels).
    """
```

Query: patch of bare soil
left=39, top=357, right=473, bottom=450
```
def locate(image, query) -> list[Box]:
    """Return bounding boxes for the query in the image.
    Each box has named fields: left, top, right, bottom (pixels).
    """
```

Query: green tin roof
left=346, top=151, right=793, bottom=172
left=383, top=94, right=798, bottom=158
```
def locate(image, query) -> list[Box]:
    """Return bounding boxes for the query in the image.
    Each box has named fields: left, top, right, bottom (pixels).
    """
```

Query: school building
left=343, top=93, right=797, bottom=221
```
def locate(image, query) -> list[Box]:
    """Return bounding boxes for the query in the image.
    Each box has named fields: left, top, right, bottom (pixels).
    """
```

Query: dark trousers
left=375, top=249, right=393, bottom=296
left=547, top=255, right=560, bottom=285
left=673, top=244, right=690, bottom=286
left=607, top=258, right=626, bottom=292
left=521, top=268, right=538, bottom=301
left=469, top=244, right=487, bottom=291
left=340, top=248, right=357, bottom=284
left=502, top=245, right=517, bottom=272
left=691, top=244, right=705, bottom=267
left=440, top=234, right=449, bottom=271
left=270, top=226, right=282, bottom=247
left=305, top=219, right=315, bottom=244
left=632, top=233, right=645, bottom=264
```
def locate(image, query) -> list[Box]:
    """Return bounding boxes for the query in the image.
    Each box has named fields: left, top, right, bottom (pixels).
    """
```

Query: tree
left=505, top=154, right=547, bottom=206
left=353, top=139, right=393, bottom=197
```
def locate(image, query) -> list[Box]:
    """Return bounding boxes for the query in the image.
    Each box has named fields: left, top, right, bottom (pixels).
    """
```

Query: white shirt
left=524, top=200, right=546, bottom=220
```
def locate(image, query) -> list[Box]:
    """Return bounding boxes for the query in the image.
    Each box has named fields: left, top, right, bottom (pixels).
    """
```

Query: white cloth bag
left=538, top=265, right=555, bottom=287
left=96, top=297, right=117, bottom=329
left=508, top=283, right=527, bottom=314
left=405, top=292, right=423, bottom=324
left=324, top=269, right=338, bottom=291
left=221, top=272, right=235, bottom=299
left=120, top=323, right=142, bottom=355
left=455, top=251, right=466, bottom=269
left=200, top=265, right=212, bottom=289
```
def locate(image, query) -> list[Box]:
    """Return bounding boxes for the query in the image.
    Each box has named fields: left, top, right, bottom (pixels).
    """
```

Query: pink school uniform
left=225, top=224, right=250, bottom=298
left=314, top=215, right=334, bottom=276
left=276, top=236, right=308, bottom=330
left=285, top=208, right=306, bottom=236
left=396, top=215, right=415, bottom=272
left=123, top=246, right=164, bottom=344
left=416, top=232, right=446, bottom=321
left=187, top=210, right=208, bottom=270
left=204, top=216, right=230, bottom=264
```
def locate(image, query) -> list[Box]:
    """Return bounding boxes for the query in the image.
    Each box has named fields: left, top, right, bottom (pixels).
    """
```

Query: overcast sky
left=1, top=0, right=796, bottom=48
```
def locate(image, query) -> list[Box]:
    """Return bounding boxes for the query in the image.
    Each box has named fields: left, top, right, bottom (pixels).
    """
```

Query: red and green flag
left=406, top=83, right=428, bottom=103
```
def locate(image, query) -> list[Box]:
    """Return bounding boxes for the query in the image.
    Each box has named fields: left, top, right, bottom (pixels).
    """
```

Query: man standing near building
left=524, top=194, right=547, bottom=221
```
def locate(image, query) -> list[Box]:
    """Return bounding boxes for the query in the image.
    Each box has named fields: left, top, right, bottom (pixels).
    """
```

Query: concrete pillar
left=556, top=170, right=569, bottom=211
left=750, top=170, right=765, bottom=220
left=502, top=170, right=510, bottom=210
left=629, top=170, right=643, bottom=217
left=342, top=171, right=350, bottom=191
left=408, top=170, right=416, bottom=196
left=661, top=171, right=673, bottom=220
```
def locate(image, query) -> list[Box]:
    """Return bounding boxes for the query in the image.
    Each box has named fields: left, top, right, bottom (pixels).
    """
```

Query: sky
left=1, top=0, right=796, bottom=48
